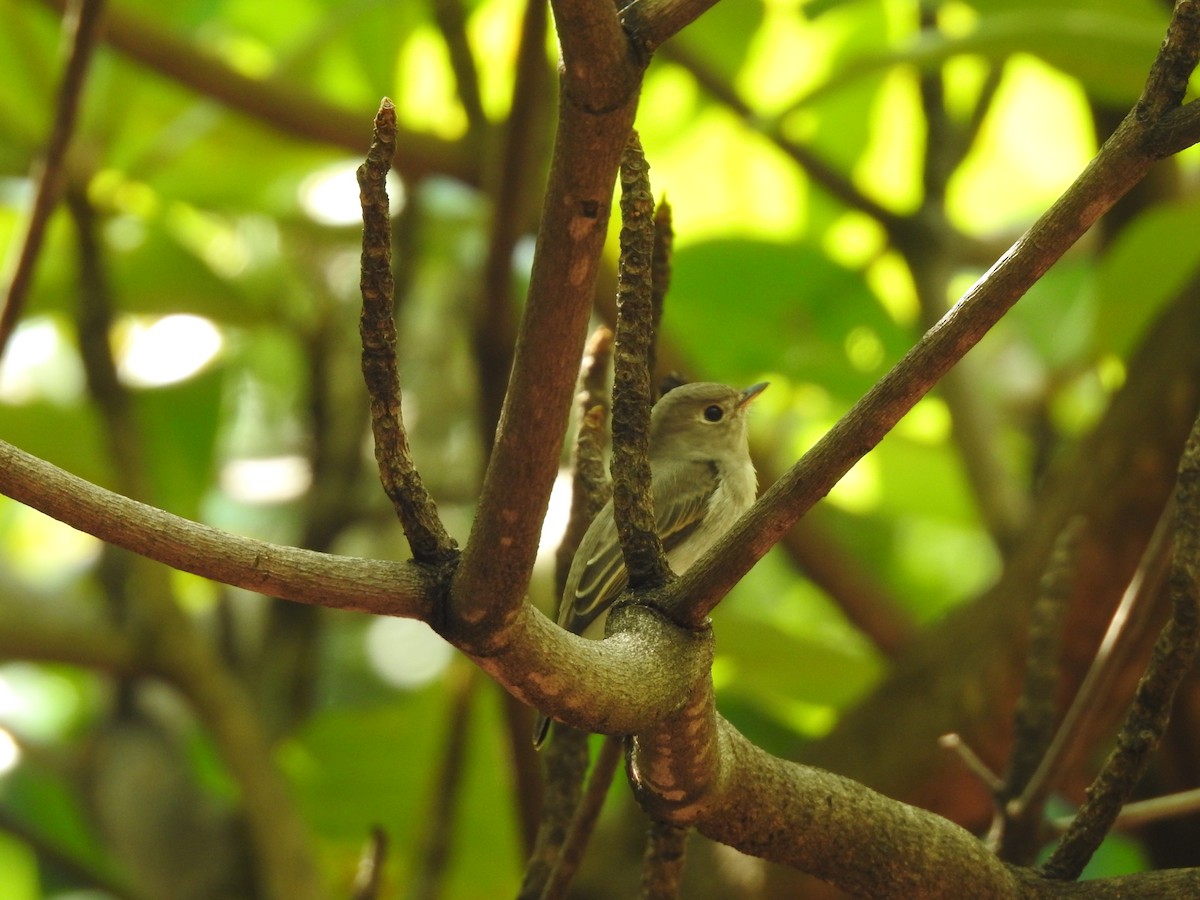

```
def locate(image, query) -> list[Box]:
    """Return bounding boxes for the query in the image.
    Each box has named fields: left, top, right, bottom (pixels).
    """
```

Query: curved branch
left=0, top=438, right=438, bottom=617
left=33, top=0, right=474, bottom=185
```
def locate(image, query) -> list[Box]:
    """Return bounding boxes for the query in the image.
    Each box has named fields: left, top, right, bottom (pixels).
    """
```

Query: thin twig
left=1059, top=786, right=1200, bottom=832
left=410, top=664, right=478, bottom=900
left=555, top=328, right=615, bottom=597
left=641, top=818, right=688, bottom=900
left=937, top=733, right=1005, bottom=795
left=358, top=97, right=459, bottom=565
left=518, top=728, right=591, bottom=900
left=1009, top=505, right=1175, bottom=821
left=430, top=0, right=488, bottom=134
left=541, top=736, right=623, bottom=900
left=1040, top=411, right=1200, bottom=879
left=610, top=130, right=671, bottom=592
left=34, top=0, right=473, bottom=184
left=351, top=827, right=389, bottom=900
left=647, top=198, right=673, bottom=385
left=0, top=0, right=107, bottom=362
left=996, top=517, right=1084, bottom=862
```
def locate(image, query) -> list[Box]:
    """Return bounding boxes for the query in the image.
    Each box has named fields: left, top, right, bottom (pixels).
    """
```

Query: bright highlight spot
left=366, top=618, right=453, bottom=689
left=220, top=455, right=312, bottom=505
left=0, top=729, right=18, bottom=775
left=3, top=506, right=100, bottom=586
left=300, top=161, right=406, bottom=227
left=826, top=456, right=882, bottom=514
left=0, top=666, right=83, bottom=741
left=117, top=314, right=223, bottom=388
left=539, top=472, right=574, bottom=563
left=0, top=318, right=84, bottom=403
left=844, top=326, right=884, bottom=373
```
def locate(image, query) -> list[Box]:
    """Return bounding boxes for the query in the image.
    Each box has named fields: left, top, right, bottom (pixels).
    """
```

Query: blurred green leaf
left=1095, top=197, right=1200, bottom=356
left=669, top=239, right=906, bottom=394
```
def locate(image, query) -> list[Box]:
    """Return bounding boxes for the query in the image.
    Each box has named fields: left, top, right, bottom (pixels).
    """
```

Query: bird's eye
left=703, top=405, right=724, bottom=422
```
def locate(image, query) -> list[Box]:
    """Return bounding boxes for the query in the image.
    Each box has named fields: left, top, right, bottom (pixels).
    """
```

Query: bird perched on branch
left=533, top=381, right=768, bottom=747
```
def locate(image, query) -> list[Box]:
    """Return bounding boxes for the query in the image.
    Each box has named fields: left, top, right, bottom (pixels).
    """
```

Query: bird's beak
left=738, top=382, right=769, bottom=410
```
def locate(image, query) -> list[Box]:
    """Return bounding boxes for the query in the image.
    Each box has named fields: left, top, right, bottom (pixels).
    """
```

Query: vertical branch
left=430, top=0, right=488, bottom=135
left=1041, top=412, right=1200, bottom=880
left=474, top=0, right=552, bottom=444
left=1009, top=505, right=1176, bottom=824
left=475, top=0, right=555, bottom=847
left=449, top=0, right=641, bottom=639
left=995, top=517, right=1083, bottom=863
left=0, top=0, right=107, bottom=362
left=610, top=131, right=671, bottom=591
left=518, top=729, right=590, bottom=900
left=641, top=820, right=688, bottom=900
left=647, top=198, right=673, bottom=386
left=351, top=827, right=388, bottom=900
left=358, top=98, right=459, bottom=565
left=523, top=329, right=614, bottom=898
left=409, top=663, right=478, bottom=900
left=540, top=736, right=624, bottom=900
left=555, top=327, right=615, bottom=595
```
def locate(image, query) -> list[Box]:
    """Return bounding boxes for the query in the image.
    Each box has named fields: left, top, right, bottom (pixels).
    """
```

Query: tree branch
left=31, top=0, right=474, bottom=184
left=0, top=0, right=106, bottom=362
left=997, top=517, right=1083, bottom=862
left=1041, top=411, right=1200, bottom=879
left=358, top=97, right=459, bottom=565
left=449, top=0, right=643, bottom=645
left=666, top=22, right=1200, bottom=625
left=622, top=0, right=727, bottom=57
left=611, top=131, right=671, bottom=591
left=0, top=438, right=438, bottom=617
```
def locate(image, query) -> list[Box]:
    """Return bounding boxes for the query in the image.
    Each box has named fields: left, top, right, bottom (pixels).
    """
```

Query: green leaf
left=1095, top=197, right=1200, bottom=356
left=668, top=238, right=906, bottom=397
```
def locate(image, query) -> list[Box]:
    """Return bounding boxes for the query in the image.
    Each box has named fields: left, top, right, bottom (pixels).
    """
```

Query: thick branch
left=450, top=0, right=643, bottom=644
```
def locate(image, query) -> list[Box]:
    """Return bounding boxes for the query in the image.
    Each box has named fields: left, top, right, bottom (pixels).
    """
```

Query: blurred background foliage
left=0, top=0, right=1196, bottom=897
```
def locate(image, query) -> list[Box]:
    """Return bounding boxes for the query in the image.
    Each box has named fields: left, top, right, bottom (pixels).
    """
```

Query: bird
left=533, top=381, right=767, bottom=747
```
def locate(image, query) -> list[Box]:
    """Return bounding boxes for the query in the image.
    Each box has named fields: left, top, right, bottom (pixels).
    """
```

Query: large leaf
left=668, top=238, right=907, bottom=396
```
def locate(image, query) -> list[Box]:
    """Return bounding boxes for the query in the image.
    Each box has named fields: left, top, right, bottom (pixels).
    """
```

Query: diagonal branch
left=0, top=0, right=107, bottom=362
left=663, top=0, right=1200, bottom=625
left=1040, top=411, right=1200, bottom=880
left=33, top=0, right=474, bottom=184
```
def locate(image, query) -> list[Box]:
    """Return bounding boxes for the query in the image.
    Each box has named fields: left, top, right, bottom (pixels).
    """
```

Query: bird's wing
left=560, top=460, right=719, bottom=635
